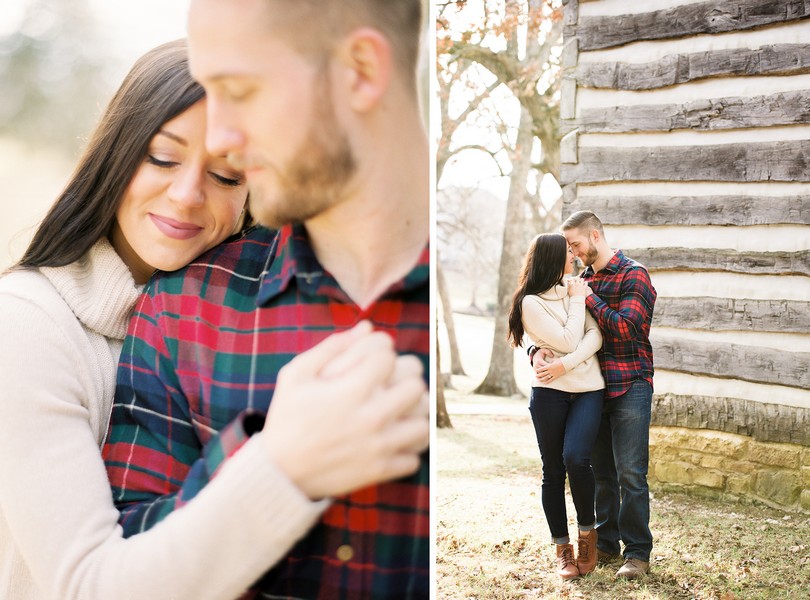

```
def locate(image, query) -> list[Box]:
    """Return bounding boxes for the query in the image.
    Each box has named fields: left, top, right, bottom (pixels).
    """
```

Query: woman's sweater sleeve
left=0, top=290, right=327, bottom=600
left=559, top=310, right=603, bottom=373
left=522, top=294, right=586, bottom=354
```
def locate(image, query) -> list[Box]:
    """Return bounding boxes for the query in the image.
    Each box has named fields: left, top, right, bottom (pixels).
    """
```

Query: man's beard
left=581, top=240, right=599, bottom=267
left=249, top=74, right=356, bottom=229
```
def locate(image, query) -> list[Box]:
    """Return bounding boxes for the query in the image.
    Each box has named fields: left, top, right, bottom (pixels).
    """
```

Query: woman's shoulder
left=0, top=268, right=58, bottom=301
left=0, top=269, right=78, bottom=331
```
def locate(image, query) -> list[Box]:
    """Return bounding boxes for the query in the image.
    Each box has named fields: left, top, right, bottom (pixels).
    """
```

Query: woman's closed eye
left=146, top=154, right=177, bottom=168
left=210, top=171, right=243, bottom=187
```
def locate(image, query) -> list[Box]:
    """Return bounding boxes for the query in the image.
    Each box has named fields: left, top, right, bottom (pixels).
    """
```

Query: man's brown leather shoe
left=576, top=530, right=597, bottom=575
left=616, top=557, right=649, bottom=579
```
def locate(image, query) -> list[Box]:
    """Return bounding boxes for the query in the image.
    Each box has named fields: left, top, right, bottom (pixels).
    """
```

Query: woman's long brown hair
left=506, top=233, right=567, bottom=348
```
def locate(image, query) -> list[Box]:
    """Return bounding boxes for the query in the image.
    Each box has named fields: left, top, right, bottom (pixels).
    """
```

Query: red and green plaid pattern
left=103, top=224, right=430, bottom=599
left=581, top=250, right=656, bottom=399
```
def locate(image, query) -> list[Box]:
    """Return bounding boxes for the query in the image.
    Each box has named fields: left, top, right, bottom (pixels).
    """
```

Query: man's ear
left=590, top=228, right=601, bottom=245
left=333, top=27, right=392, bottom=112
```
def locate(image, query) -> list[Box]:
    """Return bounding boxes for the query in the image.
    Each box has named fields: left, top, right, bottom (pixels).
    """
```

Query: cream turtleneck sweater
left=0, top=238, right=325, bottom=600
left=521, top=283, right=605, bottom=393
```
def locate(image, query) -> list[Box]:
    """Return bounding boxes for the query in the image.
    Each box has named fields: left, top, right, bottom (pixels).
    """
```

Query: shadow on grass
left=438, top=416, right=540, bottom=479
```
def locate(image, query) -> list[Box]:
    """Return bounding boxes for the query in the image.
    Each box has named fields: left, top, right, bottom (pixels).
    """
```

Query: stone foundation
left=649, top=426, right=809, bottom=512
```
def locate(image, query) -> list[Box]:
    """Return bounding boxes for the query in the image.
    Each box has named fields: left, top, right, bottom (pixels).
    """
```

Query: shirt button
left=336, top=544, right=354, bottom=562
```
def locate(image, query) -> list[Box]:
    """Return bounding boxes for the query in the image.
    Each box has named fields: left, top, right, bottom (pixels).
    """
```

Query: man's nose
left=205, top=98, right=245, bottom=158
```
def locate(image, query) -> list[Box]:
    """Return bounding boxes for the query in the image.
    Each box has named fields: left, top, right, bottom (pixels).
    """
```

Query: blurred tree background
left=436, top=0, right=564, bottom=424
left=0, top=0, right=108, bottom=153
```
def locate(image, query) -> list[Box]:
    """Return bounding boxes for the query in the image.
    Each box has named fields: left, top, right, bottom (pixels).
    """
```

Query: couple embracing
left=507, top=211, right=657, bottom=581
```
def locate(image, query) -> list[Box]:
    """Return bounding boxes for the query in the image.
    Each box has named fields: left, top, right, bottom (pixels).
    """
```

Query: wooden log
left=651, top=334, right=810, bottom=389
left=652, top=393, right=810, bottom=445
left=576, top=44, right=810, bottom=90
left=559, top=140, right=810, bottom=185
left=576, top=0, right=810, bottom=51
left=561, top=37, right=578, bottom=69
left=652, top=297, right=810, bottom=333
left=626, top=247, right=810, bottom=276
left=562, top=195, right=810, bottom=225
left=563, top=0, right=579, bottom=41
left=560, top=90, right=810, bottom=135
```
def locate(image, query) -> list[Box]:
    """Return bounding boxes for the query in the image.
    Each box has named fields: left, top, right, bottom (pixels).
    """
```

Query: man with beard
left=533, top=210, right=656, bottom=580
left=103, top=0, right=430, bottom=598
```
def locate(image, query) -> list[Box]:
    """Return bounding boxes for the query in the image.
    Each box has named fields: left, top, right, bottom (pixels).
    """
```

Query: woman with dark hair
left=0, top=40, right=426, bottom=599
left=507, top=233, right=605, bottom=580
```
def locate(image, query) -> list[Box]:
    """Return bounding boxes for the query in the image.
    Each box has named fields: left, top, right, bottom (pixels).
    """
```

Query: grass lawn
left=436, top=413, right=810, bottom=600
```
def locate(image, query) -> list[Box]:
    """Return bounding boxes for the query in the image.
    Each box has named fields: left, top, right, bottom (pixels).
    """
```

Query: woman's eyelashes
left=147, top=154, right=243, bottom=187
left=146, top=154, right=177, bottom=168
left=211, top=172, right=243, bottom=187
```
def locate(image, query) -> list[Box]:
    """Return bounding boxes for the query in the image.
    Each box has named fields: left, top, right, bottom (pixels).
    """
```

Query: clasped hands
left=533, top=347, right=565, bottom=385
left=260, top=321, right=429, bottom=500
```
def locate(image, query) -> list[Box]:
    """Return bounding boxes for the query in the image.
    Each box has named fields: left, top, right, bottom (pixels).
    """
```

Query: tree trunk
left=473, top=107, right=534, bottom=397
left=436, top=319, right=453, bottom=428
left=437, top=259, right=466, bottom=376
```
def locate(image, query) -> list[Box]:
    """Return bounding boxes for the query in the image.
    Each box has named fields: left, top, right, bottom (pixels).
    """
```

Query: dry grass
left=436, top=413, right=810, bottom=600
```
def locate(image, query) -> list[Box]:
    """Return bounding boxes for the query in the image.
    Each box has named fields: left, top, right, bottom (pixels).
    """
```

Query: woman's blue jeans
left=529, top=387, right=604, bottom=542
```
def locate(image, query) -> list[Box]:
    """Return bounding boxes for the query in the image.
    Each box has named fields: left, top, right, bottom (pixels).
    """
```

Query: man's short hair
left=561, top=210, right=604, bottom=235
left=263, top=0, right=423, bottom=85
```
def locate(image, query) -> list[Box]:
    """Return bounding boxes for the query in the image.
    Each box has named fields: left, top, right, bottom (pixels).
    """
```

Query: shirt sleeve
left=0, top=285, right=325, bottom=600
left=585, top=267, right=655, bottom=341
left=559, top=311, right=603, bottom=372
left=522, top=294, right=586, bottom=354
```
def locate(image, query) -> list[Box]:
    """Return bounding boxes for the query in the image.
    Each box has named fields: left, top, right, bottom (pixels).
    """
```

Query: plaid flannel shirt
left=103, top=224, right=430, bottom=599
left=581, top=250, right=656, bottom=399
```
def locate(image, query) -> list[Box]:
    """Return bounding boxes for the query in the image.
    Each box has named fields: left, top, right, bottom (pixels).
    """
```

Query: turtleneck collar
left=39, top=237, right=140, bottom=340
left=537, top=283, right=568, bottom=301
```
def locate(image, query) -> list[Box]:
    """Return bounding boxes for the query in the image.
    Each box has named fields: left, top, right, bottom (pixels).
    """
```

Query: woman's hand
left=259, top=322, right=428, bottom=500
left=567, top=276, right=591, bottom=297
left=536, top=358, right=566, bottom=384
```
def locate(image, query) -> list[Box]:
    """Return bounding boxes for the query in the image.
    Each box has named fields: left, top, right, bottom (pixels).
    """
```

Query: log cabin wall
left=559, top=0, right=810, bottom=511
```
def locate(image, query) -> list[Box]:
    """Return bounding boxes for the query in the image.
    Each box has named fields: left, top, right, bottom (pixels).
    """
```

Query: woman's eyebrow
left=156, top=129, right=187, bottom=146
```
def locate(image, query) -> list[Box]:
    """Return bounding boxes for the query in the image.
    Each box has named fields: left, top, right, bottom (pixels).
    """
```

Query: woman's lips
left=149, top=214, right=203, bottom=240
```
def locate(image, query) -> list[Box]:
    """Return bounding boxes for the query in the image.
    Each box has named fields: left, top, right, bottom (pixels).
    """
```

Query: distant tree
left=437, top=0, right=563, bottom=398
left=0, top=0, right=108, bottom=155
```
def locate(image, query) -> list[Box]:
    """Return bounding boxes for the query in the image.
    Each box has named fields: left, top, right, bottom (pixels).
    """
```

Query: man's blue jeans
left=529, top=387, right=604, bottom=543
left=592, top=379, right=653, bottom=561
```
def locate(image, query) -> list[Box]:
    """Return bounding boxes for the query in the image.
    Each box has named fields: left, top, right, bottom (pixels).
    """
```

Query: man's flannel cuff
left=202, top=410, right=267, bottom=479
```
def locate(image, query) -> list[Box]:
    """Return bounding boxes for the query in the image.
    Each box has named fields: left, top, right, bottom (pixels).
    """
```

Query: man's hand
left=260, top=321, right=428, bottom=500
left=531, top=347, right=554, bottom=368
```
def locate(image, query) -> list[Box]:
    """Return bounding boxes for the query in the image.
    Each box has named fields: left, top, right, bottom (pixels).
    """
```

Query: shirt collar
left=584, top=249, right=625, bottom=278
left=257, top=224, right=429, bottom=306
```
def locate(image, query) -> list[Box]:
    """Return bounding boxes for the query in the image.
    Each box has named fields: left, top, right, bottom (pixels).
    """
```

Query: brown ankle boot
left=576, top=529, right=597, bottom=575
left=555, top=543, right=579, bottom=580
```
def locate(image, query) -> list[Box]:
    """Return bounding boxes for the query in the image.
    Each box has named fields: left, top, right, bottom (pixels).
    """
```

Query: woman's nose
left=167, top=166, right=205, bottom=207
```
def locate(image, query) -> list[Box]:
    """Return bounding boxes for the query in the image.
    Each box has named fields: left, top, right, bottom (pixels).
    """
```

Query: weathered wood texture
left=653, top=297, right=810, bottom=333
left=563, top=0, right=579, bottom=41
left=563, top=195, right=810, bottom=225
left=652, top=393, right=809, bottom=445
left=576, top=44, right=810, bottom=90
left=652, top=335, right=810, bottom=389
left=561, top=90, right=810, bottom=135
left=627, top=247, right=810, bottom=276
left=560, top=140, right=810, bottom=184
left=576, top=0, right=810, bottom=51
